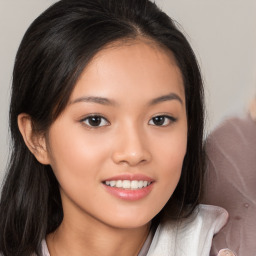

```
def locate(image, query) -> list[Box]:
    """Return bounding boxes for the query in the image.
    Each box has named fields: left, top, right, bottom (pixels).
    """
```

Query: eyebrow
left=70, top=92, right=183, bottom=106
left=70, top=96, right=116, bottom=106
left=149, top=93, right=183, bottom=106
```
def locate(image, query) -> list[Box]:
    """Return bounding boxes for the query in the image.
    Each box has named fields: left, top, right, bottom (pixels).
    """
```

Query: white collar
left=146, top=204, right=228, bottom=256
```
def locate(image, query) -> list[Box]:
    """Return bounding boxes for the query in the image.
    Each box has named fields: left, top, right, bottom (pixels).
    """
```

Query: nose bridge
left=112, top=121, right=151, bottom=166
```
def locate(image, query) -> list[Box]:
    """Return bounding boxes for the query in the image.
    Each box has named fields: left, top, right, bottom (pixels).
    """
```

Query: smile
left=102, top=174, right=154, bottom=200
left=104, top=180, right=152, bottom=190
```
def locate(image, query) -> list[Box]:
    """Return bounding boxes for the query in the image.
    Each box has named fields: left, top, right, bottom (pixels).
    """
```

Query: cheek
left=154, top=127, right=187, bottom=192
left=48, top=120, right=110, bottom=166
left=163, top=138, right=187, bottom=173
left=46, top=122, right=110, bottom=190
left=155, top=126, right=187, bottom=168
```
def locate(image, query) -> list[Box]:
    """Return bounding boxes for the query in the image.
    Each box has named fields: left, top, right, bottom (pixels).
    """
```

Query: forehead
left=70, top=38, right=185, bottom=102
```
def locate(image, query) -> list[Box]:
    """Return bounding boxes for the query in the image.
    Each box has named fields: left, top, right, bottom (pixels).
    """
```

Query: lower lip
left=103, top=183, right=154, bottom=201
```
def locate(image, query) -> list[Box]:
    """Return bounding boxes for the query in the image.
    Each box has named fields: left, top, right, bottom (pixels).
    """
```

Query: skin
left=217, top=249, right=236, bottom=256
left=18, top=39, right=187, bottom=256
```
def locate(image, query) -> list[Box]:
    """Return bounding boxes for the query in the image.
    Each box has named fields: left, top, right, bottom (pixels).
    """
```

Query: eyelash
left=80, top=115, right=110, bottom=128
left=149, top=115, right=177, bottom=127
left=80, top=114, right=177, bottom=128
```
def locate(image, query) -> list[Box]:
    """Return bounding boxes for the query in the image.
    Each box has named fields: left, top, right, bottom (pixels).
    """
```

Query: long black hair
left=0, top=0, right=204, bottom=255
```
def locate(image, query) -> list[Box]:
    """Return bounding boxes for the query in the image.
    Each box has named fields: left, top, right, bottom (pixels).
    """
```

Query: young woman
left=0, top=0, right=229, bottom=255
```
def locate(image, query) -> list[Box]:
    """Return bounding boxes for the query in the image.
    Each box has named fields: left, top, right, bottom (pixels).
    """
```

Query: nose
left=111, top=124, right=152, bottom=166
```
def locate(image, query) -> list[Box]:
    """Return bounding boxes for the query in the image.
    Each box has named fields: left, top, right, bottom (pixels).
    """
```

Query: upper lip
left=103, top=173, right=154, bottom=182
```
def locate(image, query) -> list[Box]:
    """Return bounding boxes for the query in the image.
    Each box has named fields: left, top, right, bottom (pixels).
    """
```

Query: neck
left=46, top=215, right=150, bottom=256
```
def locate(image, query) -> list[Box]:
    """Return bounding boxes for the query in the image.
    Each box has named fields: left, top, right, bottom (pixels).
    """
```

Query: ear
left=17, top=113, right=50, bottom=165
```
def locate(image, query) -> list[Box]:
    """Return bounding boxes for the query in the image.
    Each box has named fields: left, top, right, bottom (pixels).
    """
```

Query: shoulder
left=160, top=204, right=228, bottom=238
left=204, top=115, right=256, bottom=255
left=191, top=204, right=229, bottom=233
left=206, top=115, right=256, bottom=151
left=147, top=204, right=228, bottom=256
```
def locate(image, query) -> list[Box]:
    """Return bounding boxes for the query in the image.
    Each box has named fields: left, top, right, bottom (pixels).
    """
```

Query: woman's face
left=45, top=39, right=187, bottom=229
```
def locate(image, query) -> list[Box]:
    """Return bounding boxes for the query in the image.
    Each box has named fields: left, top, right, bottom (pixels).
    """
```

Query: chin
left=103, top=212, right=155, bottom=229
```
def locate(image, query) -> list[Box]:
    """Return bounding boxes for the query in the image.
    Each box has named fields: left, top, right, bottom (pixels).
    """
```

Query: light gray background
left=1, top=0, right=256, bottom=183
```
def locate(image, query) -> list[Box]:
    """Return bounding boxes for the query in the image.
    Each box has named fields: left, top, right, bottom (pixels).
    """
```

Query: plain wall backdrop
left=1, top=0, right=256, bottom=184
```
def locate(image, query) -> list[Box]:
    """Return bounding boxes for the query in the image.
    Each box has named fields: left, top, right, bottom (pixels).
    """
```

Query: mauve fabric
left=203, top=115, right=256, bottom=256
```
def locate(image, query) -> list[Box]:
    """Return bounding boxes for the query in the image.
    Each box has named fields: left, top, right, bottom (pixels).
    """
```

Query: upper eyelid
left=80, top=114, right=108, bottom=121
left=150, top=114, right=177, bottom=120
left=79, top=113, right=176, bottom=119
left=79, top=113, right=176, bottom=123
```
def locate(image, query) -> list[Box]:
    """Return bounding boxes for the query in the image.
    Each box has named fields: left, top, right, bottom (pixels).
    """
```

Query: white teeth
left=138, top=180, right=144, bottom=188
left=122, top=180, right=130, bottom=189
left=104, top=180, right=151, bottom=190
left=116, top=180, right=123, bottom=188
left=109, top=181, right=116, bottom=187
left=131, top=180, right=138, bottom=189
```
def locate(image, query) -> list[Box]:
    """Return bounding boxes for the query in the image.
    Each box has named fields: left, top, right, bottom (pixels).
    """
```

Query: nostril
left=112, top=148, right=151, bottom=166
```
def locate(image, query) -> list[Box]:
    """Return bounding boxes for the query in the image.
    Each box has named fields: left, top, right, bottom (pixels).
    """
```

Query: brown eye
left=82, top=115, right=109, bottom=127
left=149, top=115, right=176, bottom=126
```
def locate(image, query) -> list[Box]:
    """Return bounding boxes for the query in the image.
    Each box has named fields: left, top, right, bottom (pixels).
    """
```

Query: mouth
left=103, top=180, right=152, bottom=190
left=102, top=174, right=154, bottom=201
